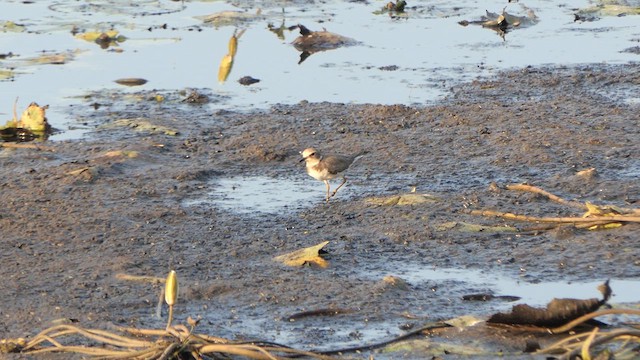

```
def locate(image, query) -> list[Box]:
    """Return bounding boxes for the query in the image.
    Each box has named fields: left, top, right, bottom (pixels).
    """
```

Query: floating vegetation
left=373, top=0, right=409, bottom=18
left=575, top=0, right=640, bottom=20
left=0, top=20, right=26, bottom=33
left=0, top=101, right=52, bottom=141
left=75, top=30, right=127, bottom=49
left=21, top=49, right=82, bottom=66
left=459, top=5, right=538, bottom=39
left=196, top=9, right=263, bottom=28
left=0, top=69, right=14, bottom=81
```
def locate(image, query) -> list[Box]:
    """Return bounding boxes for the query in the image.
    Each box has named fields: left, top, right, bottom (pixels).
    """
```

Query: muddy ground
left=1, top=64, right=639, bottom=359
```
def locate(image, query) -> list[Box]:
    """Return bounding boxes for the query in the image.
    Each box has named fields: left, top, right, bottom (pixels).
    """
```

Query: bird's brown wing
left=323, top=155, right=353, bottom=175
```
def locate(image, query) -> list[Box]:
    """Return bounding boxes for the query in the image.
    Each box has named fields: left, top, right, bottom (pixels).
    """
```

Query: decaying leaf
left=587, top=222, right=623, bottom=231
left=576, top=167, right=598, bottom=179
left=0, top=69, right=14, bottom=81
left=1, top=21, right=26, bottom=33
left=576, top=1, right=640, bottom=19
left=33, top=53, right=69, bottom=65
left=75, top=30, right=127, bottom=48
left=435, top=221, right=517, bottom=233
left=487, top=280, right=611, bottom=327
left=104, top=118, right=179, bottom=136
left=583, top=202, right=624, bottom=217
left=381, top=275, right=410, bottom=291
left=444, top=315, right=484, bottom=328
left=102, top=150, right=139, bottom=158
left=196, top=10, right=262, bottom=28
left=366, top=193, right=438, bottom=206
left=273, top=241, right=330, bottom=268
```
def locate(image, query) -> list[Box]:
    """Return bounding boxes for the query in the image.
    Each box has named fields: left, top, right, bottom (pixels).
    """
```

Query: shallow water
left=184, top=175, right=344, bottom=213
left=1, top=0, right=638, bottom=139
left=361, top=262, right=640, bottom=306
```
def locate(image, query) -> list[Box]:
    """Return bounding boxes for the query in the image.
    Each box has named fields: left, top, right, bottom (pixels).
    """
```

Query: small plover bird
left=300, top=147, right=364, bottom=202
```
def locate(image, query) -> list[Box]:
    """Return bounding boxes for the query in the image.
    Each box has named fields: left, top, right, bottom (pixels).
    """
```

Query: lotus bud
left=165, top=270, right=178, bottom=306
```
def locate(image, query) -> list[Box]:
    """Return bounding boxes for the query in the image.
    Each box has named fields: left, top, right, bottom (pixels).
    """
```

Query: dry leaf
left=583, top=202, right=624, bottom=217
left=75, top=30, right=120, bottom=42
left=103, top=150, right=139, bottom=158
left=273, top=241, right=330, bottom=268
left=366, top=193, right=438, bottom=206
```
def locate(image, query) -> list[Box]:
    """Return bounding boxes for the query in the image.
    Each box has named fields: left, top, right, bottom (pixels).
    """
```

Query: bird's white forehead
left=301, top=148, right=317, bottom=158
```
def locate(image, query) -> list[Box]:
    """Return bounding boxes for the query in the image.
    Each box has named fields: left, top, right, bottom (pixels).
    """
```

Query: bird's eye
left=310, top=153, right=315, bottom=156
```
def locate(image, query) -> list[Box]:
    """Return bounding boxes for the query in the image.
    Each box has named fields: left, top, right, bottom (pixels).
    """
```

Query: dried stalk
left=506, top=184, right=587, bottom=210
left=469, top=209, right=640, bottom=224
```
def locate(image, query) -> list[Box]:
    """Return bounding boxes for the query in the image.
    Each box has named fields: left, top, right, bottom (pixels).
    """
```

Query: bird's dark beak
left=299, top=157, right=306, bottom=163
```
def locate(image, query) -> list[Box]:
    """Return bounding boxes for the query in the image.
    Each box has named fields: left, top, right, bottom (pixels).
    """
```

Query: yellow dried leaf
left=218, top=54, right=233, bottom=83
left=103, top=150, right=139, bottom=158
left=274, top=241, right=330, bottom=268
left=583, top=201, right=623, bottom=218
left=587, top=222, right=623, bottom=231
left=75, top=30, right=119, bottom=42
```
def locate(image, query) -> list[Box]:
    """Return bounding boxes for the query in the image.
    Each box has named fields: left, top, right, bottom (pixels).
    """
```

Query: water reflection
left=217, top=29, right=245, bottom=84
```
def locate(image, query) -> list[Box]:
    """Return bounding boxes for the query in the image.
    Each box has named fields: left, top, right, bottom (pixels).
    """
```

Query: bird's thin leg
left=324, top=180, right=331, bottom=202
left=331, top=176, right=347, bottom=197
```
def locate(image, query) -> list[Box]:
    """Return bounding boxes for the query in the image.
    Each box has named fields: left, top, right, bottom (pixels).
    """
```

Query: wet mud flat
left=1, top=63, right=639, bottom=358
